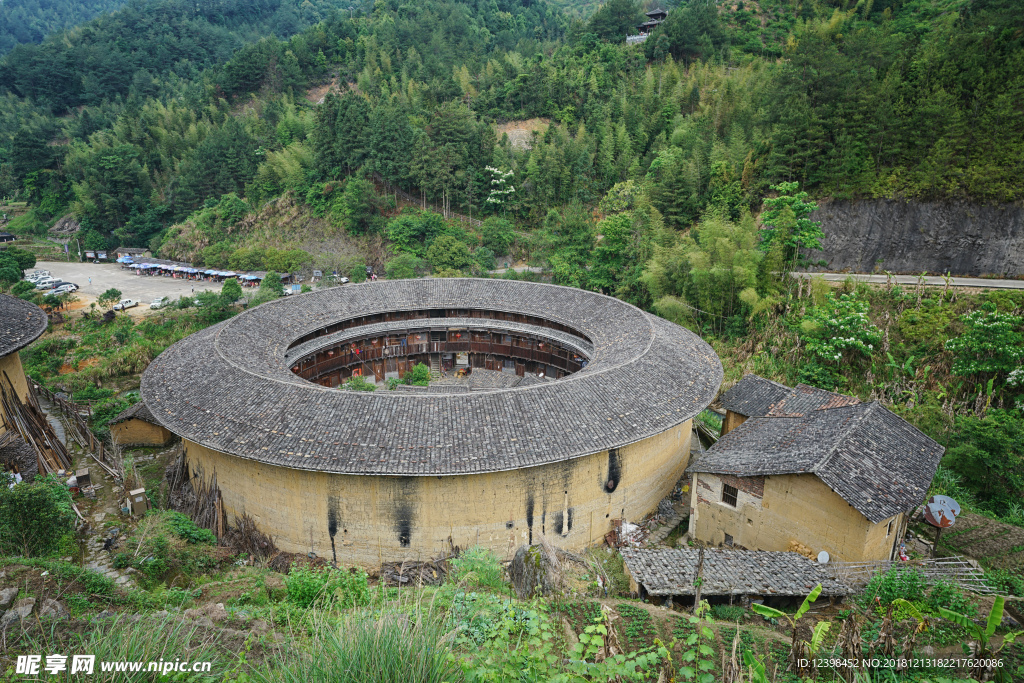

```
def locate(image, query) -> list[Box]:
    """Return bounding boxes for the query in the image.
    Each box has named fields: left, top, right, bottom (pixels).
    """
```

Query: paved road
left=793, top=272, right=1024, bottom=290
left=38, top=262, right=222, bottom=315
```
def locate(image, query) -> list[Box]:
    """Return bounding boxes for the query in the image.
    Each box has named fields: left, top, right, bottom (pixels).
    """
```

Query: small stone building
left=108, top=402, right=173, bottom=447
left=689, top=377, right=943, bottom=562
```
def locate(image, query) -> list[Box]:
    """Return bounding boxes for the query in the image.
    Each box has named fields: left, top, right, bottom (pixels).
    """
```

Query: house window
left=724, top=533, right=734, bottom=547
left=722, top=484, right=738, bottom=507
left=886, top=519, right=894, bottom=537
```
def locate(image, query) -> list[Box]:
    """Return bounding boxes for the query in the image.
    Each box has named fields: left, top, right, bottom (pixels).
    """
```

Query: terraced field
left=937, top=512, right=1024, bottom=574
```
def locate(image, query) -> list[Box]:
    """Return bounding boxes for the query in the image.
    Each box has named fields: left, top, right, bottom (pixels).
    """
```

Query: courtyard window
left=722, top=484, right=738, bottom=507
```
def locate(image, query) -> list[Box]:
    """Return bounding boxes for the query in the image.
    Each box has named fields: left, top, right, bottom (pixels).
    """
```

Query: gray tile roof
left=688, top=402, right=943, bottom=523
left=721, top=374, right=859, bottom=418
left=720, top=374, right=792, bottom=416
left=141, top=279, right=722, bottom=476
left=621, top=547, right=849, bottom=597
left=0, top=294, right=47, bottom=358
left=108, top=401, right=157, bottom=425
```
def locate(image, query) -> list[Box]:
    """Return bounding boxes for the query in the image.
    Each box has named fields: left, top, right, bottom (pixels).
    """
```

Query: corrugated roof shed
left=621, top=547, right=849, bottom=597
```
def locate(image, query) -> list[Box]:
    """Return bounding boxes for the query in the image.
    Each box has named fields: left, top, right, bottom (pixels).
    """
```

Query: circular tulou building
left=141, top=279, right=722, bottom=565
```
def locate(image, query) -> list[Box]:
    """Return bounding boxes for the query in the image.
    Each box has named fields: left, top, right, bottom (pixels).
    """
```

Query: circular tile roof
left=0, top=294, right=47, bottom=358
left=141, top=279, right=722, bottom=475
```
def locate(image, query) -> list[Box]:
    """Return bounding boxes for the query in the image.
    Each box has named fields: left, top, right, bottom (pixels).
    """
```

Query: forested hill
left=0, top=0, right=128, bottom=56
left=0, top=0, right=1019, bottom=275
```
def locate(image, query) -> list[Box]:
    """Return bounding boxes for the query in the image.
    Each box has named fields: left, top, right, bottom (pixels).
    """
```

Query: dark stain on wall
left=566, top=507, right=574, bottom=533
left=393, top=477, right=416, bottom=548
left=552, top=511, right=563, bottom=535
left=605, top=448, right=622, bottom=492
left=525, top=493, right=535, bottom=545
left=327, top=495, right=340, bottom=565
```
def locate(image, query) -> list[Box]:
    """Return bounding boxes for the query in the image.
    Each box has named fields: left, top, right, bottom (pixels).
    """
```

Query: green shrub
left=342, top=375, right=377, bottom=392
left=711, top=604, right=747, bottom=621
left=0, top=473, right=77, bottom=556
left=858, top=565, right=926, bottom=607
left=926, top=579, right=977, bottom=618
left=165, top=511, right=216, bottom=545
left=449, top=547, right=505, bottom=590
left=406, top=363, right=430, bottom=386
left=285, top=564, right=370, bottom=609
left=985, top=569, right=1024, bottom=597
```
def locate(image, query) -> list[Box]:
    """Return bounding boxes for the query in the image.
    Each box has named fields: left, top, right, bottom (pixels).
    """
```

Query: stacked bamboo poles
left=1, top=371, right=72, bottom=474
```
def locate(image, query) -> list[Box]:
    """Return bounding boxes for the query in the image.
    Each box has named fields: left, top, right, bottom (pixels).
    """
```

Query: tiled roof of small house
left=141, top=279, right=722, bottom=476
left=108, top=401, right=157, bottom=425
left=0, top=294, right=47, bottom=358
left=719, top=374, right=792, bottom=417
left=621, top=547, right=849, bottom=597
left=720, top=374, right=859, bottom=417
left=687, top=402, right=943, bottom=523
left=115, top=247, right=149, bottom=254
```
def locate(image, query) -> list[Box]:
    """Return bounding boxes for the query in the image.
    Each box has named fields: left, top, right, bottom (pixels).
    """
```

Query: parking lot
left=39, top=262, right=223, bottom=315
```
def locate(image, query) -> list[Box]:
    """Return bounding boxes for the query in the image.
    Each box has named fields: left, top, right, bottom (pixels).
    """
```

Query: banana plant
left=938, top=596, right=1023, bottom=682
left=750, top=583, right=824, bottom=675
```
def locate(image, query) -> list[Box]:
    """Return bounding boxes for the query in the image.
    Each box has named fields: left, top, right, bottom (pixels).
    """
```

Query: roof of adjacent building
left=115, top=247, right=149, bottom=254
left=688, top=401, right=944, bottom=523
left=108, top=401, right=157, bottom=426
left=0, top=294, right=47, bottom=358
left=621, top=547, right=849, bottom=597
left=719, top=374, right=792, bottom=417
left=141, top=279, right=722, bottom=476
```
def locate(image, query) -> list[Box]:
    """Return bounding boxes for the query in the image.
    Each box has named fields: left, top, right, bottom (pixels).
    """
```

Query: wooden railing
left=296, top=340, right=582, bottom=382
left=34, top=383, right=113, bottom=472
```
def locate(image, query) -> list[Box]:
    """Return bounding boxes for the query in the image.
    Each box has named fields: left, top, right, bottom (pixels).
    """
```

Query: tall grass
left=28, top=614, right=222, bottom=682
left=259, top=601, right=460, bottom=683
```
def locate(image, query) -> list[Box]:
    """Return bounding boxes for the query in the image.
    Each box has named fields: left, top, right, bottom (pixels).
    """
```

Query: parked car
left=54, top=283, right=79, bottom=294
left=34, top=277, right=56, bottom=289
left=150, top=296, right=168, bottom=309
left=339, top=276, right=350, bottom=284
left=113, top=299, right=139, bottom=311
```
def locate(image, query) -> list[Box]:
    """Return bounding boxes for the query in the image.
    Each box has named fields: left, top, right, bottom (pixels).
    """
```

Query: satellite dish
left=924, top=502, right=956, bottom=529
left=928, top=495, right=961, bottom=518
left=817, top=551, right=830, bottom=564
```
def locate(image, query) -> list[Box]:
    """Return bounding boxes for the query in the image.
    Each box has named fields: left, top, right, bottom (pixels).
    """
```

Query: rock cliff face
left=806, top=199, right=1024, bottom=277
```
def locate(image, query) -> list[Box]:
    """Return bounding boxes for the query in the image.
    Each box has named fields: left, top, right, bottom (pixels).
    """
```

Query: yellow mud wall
left=184, top=419, right=692, bottom=566
left=0, top=352, right=30, bottom=436
left=111, top=419, right=173, bottom=447
left=720, top=411, right=747, bottom=436
left=689, top=472, right=899, bottom=562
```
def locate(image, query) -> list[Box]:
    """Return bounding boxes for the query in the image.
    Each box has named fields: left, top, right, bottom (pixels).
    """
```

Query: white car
left=54, top=284, right=79, bottom=294
left=150, top=296, right=168, bottom=309
left=339, top=277, right=350, bottom=284
left=34, top=278, right=56, bottom=289
left=113, top=299, right=139, bottom=311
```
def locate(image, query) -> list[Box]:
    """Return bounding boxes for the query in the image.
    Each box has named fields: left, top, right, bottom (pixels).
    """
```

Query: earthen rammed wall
left=183, top=420, right=692, bottom=566
left=111, top=419, right=174, bottom=447
left=689, top=472, right=901, bottom=562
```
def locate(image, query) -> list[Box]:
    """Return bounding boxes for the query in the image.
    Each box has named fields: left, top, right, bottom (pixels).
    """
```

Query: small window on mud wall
left=722, top=484, right=738, bottom=507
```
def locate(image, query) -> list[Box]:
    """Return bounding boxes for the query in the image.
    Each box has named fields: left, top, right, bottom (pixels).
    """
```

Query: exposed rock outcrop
left=807, top=199, right=1024, bottom=277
